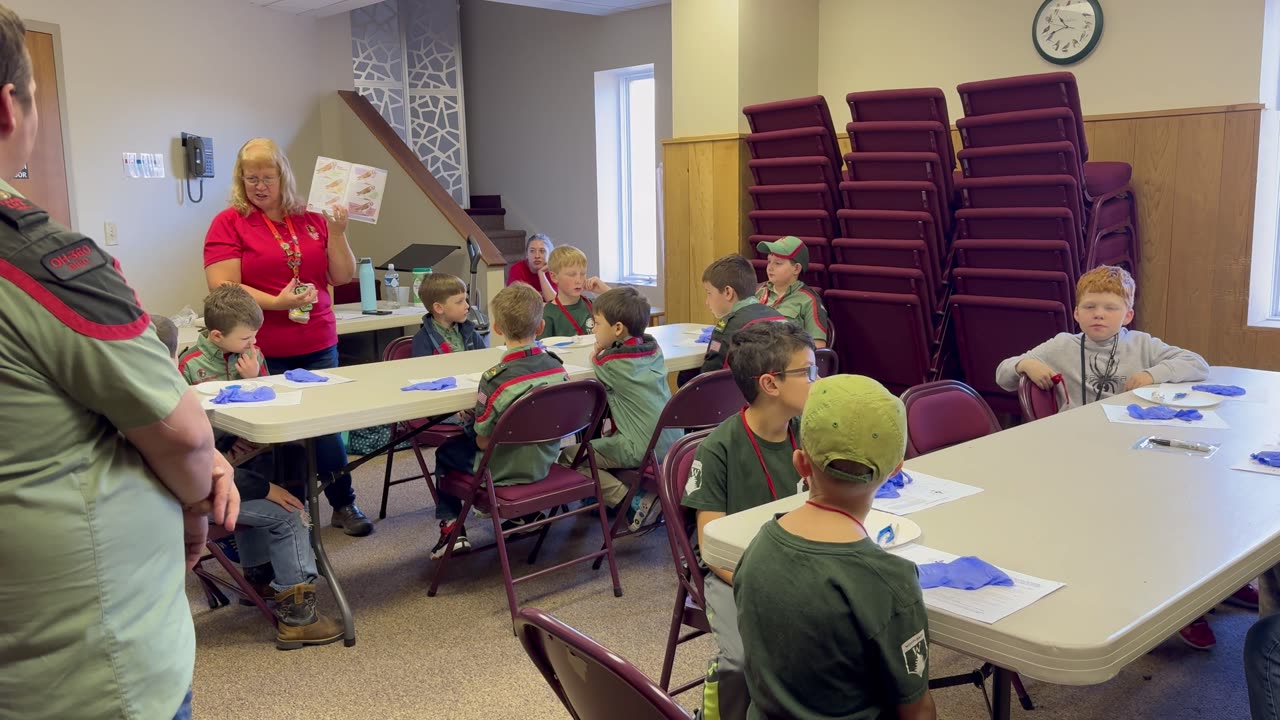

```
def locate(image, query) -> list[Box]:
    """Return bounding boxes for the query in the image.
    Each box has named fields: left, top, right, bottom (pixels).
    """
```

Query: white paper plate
left=540, top=336, right=577, bottom=348
left=194, top=380, right=268, bottom=396
left=1133, top=385, right=1223, bottom=408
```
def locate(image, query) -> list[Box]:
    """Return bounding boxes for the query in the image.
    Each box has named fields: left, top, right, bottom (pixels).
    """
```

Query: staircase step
left=469, top=194, right=503, bottom=210
left=488, top=229, right=527, bottom=262
left=468, top=212, right=507, bottom=231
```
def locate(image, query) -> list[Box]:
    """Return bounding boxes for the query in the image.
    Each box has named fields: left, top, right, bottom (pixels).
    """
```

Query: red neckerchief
left=740, top=408, right=798, bottom=500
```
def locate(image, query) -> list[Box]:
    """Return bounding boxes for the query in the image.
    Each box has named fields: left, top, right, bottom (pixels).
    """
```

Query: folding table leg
left=302, top=437, right=357, bottom=647
left=990, top=666, right=1012, bottom=720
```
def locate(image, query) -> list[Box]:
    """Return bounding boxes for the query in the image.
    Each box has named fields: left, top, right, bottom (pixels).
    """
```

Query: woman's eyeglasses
left=243, top=176, right=279, bottom=187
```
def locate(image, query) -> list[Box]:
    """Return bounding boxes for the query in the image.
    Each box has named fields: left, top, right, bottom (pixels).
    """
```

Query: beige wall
left=737, top=0, right=818, bottom=132
left=462, top=0, right=672, bottom=306
left=817, top=0, right=1266, bottom=124
left=672, top=0, right=739, bottom=137
left=9, top=0, right=353, bottom=315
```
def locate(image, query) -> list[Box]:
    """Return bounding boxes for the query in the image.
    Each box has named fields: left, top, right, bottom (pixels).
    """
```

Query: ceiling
left=247, top=0, right=668, bottom=18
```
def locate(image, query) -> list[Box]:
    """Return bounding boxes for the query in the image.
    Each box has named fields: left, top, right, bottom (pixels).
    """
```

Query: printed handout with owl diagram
left=305, top=156, right=389, bottom=224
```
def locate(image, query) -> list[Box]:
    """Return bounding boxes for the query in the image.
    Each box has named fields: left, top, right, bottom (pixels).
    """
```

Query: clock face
left=1034, top=0, right=1103, bottom=65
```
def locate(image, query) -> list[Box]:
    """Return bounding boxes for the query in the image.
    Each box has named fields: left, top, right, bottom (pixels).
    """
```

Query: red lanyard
left=263, top=212, right=302, bottom=281
left=740, top=410, right=798, bottom=500
left=805, top=500, right=869, bottom=538
left=554, top=296, right=592, bottom=335
left=759, top=285, right=785, bottom=308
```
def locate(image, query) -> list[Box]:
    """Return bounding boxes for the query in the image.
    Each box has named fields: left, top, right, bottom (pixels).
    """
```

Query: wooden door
left=13, top=31, right=71, bottom=227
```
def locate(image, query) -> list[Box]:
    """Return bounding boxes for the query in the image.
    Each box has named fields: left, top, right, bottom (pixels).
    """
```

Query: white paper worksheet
left=1101, top=403, right=1230, bottom=429
left=873, top=470, right=983, bottom=516
left=201, top=391, right=303, bottom=411
left=891, top=545, right=1066, bottom=624
left=1234, top=445, right=1280, bottom=478
left=267, top=370, right=355, bottom=389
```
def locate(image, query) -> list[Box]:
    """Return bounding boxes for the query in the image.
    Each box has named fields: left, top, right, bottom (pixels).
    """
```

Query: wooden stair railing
left=337, top=90, right=506, bottom=268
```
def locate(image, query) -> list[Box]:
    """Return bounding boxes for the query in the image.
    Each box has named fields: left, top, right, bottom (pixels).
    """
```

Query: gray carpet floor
left=187, top=452, right=1256, bottom=719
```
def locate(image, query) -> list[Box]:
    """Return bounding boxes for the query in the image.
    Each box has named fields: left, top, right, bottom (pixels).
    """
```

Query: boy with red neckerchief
left=681, top=321, right=817, bottom=720
left=411, top=273, right=487, bottom=357
left=539, top=245, right=596, bottom=338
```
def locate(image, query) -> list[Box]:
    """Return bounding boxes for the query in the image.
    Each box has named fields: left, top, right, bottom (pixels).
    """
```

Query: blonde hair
left=1076, top=265, right=1135, bottom=308
left=547, top=245, right=587, bottom=274
left=419, top=273, right=468, bottom=313
left=230, top=138, right=306, bottom=217
left=492, top=282, right=544, bottom=340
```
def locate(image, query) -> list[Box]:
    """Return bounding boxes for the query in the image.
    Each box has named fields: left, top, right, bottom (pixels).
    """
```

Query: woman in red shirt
left=506, top=232, right=556, bottom=301
left=203, top=138, right=371, bottom=537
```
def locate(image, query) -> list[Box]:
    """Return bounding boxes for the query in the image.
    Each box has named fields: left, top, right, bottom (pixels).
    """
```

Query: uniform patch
left=901, top=629, right=928, bottom=677
left=306, top=224, right=319, bottom=239
left=41, top=239, right=107, bottom=281
left=685, top=459, right=703, bottom=495
left=585, top=315, right=596, bottom=330
left=709, top=340, right=721, bottom=353
left=715, top=318, right=728, bottom=331
left=476, top=389, right=488, bottom=405
left=0, top=192, right=46, bottom=229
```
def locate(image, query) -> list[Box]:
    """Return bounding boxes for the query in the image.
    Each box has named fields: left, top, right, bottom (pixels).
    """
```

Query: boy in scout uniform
left=681, top=321, right=817, bottom=720
left=677, top=253, right=786, bottom=386
left=734, top=375, right=936, bottom=720
left=539, top=245, right=596, bottom=338
left=560, top=287, right=680, bottom=529
left=432, top=282, right=569, bottom=559
left=179, top=283, right=268, bottom=384
left=755, top=236, right=830, bottom=348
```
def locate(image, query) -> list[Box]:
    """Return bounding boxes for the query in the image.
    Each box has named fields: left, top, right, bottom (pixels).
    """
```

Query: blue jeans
left=234, top=498, right=318, bottom=589
left=263, top=345, right=356, bottom=509
left=433, top=434, right=478, bottom=520
left=172, top=688, right=192, bottom=720
left=1248, top=613, right=1280, bottom=720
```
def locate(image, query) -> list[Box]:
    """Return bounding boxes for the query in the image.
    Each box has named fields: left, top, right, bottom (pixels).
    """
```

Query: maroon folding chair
left=749, top=209, right=834, bottom=238
left=836, top=209, right=943, bottom=273
left=829, top=263, right=937, bottom=322
left=191, top=525, right=277, bottom=629
left=750, top=258, right=769, bottom=285
left=847, top=120, right=951, bottom=161
left=948, top=295, right=1070, bottom=416
left=745, top=127, right=842, bottom=172
left=803, top=261, right=829, bottom=290
left=743, top=95, right=836, bottom=137
left=1019, top=374, right=1062, bottom=421
left=750, top=234, right=832, bottom=266
left=429, top=379, right=622, bottom=624
left=831, top=237, right=938, bottom=294
left=957, top=71, right=1089, bottom=160
left=815, top=347, right=839, bottom=377
left=748, top=183, right=837, bottom=218
left=377, top=336, right=463, bottom=519
left=825, top=289, right=933, bottom=394
left=950, top=267, right=1073, bottom=310
left=952, top=239, right=1077, bottom=281
left=900, top=379, right=1001, bottom=457
left=748, top=156, right=840, bottom=198
left=844, top=151, right=953, bottom=210
left=840, top=179, right=950, bottom=239
left=656, top=430, right=714, bottom=696
left=846, top=87, right=955, bottom=167
left=516, top=608, right=692, bottom=719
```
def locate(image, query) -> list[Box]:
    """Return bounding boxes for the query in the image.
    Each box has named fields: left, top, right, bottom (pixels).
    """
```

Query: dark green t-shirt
left=682, top=411, right=802, bottom=516
left=735, top=521, right=930, bottom=720
left=540, top=296, right=595, bottom=338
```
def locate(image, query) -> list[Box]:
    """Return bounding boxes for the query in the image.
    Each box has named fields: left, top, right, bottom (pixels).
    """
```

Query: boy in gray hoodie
left=996, top=264, right=1256, bottom=651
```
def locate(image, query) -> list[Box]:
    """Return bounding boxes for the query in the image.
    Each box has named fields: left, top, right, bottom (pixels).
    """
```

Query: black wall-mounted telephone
left=180, top=132, right=213, bottom=203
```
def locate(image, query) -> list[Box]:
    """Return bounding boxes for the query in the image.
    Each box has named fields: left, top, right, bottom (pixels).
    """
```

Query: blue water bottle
left=358, top=257, right=377, bottom=313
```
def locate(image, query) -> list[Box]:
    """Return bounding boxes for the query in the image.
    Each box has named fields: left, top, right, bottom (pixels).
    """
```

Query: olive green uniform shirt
left=473, top=344, right=569, bottom=484
left=590, top=335, right=680, bottom=467
left=757, top=281, right=830, bottom=343
left=539, top=295, right=595, bottom=338
left=682, top=411, right=802, bottom=517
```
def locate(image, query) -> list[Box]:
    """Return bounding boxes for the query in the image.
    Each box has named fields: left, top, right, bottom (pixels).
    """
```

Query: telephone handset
left=180, top=132, right=213, bottom=203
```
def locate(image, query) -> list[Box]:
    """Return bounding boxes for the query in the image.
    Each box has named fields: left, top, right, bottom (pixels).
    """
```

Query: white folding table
left=703, top=366, right=1280, bottom=719
left=207, top=323, right=710, bottom=645
left=177, top=302, right=428, bottom=351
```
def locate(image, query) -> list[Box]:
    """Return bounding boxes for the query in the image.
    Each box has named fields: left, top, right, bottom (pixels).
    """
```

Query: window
left=1251, top=0, right=1280, bottom=326
left=595, top=64, right=658, bottom=285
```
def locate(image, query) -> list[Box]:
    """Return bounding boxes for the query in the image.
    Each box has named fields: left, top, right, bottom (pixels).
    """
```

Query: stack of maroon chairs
left=955, top=72, right=1139, bottom=274
left=825, top=88, right=958, bottom=391
left=743, top=96, right=840, bottom=288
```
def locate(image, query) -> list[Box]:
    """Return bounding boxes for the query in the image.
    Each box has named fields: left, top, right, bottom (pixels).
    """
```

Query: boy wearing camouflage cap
left=755, top=236, right=830, bottom=348
left=734, top=375, right=936, bottom=720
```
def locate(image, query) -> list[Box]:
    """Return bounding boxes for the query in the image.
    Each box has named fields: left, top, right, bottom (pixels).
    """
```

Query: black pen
left=1149, top=438, right=1213, bottom=453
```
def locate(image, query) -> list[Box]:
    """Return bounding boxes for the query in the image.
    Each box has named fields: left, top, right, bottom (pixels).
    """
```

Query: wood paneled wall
left=663, top=104, right=1280, bottom=370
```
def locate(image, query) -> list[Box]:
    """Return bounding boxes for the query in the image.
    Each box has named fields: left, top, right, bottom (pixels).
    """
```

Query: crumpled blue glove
left=918, top=556, right=1015, bottom=590
left=284, top=368, right=329, bottom=383
left=1126, top=404, right=1203, bottom=422
left=696, top=326, right=714, bottom=344
left=1192, top=384, right=1246, bottom=397
left=402, top=378, right=458, bottom=391
left=210, top=385, right=277, bottom=404
left=1252, top=451, right=1280, bottom=468
left=875, top=470, right=913, bottom=499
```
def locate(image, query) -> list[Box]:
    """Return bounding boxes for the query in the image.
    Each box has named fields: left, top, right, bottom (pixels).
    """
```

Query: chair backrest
left=846, top=87, right=955, bottom=167
left=948, top=294, right=1070, bottom=414
left=749, top=209, right=834, bottom=239
left=955, top=206, right=1079, bottom=243
left=958, top=141, right=1080, bottom=184
left=825, top=289, right=932, bottom=395
left=839, top=180, right=949, bottom=236
left=803, top=262, right=828, bottom=290
left=750, top=258, right=769, bottom=285
left=743, top=95, right=835, bottom=136
left=847, top=120, right=949, bottom=160
left=752, top=234, right=832, bottom=266
left=950, top=267, right=1073, bottom=309
left=951, top=239, right=1077, bottom=281
left=658, top=430, right=714, bottom=610
left=829, top=264, right=934, bottom=317
left=1018, top=374, right=1061, bottom=422
left=900, top=380, right=1001, bottom=457
left=956, top=174, right=1083, bottom=233
left=641, top=370, right=744, bottom=464
left=745, top=127, right=842, bottom=171
left=815, top=347, right=839, bottom=377
left=748, top=156, right=840, bottom=191
left=957, top=71, right=1087, bottom=159
left=748, top=183, right=836, bottom=216
left=383, top=335, right=414, bottom=361
left=516, top=608, right=692, bottom=720
left=484, top=378, right=606, bottom=450
left=844, top=150, right=952, bottom=201
left=955, top=107, right=1084, bottom=167
left=831, top=237, right=937, bottom=292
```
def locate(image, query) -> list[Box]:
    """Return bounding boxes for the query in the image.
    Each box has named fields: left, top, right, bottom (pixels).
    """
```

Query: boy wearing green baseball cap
left=734, top=375, right=936, bottom=720
left=755, top=236, right=830, bottom=348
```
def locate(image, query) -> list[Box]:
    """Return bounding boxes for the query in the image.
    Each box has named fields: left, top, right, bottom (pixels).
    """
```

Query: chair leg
left=1011, top=672, right=1034, bottom=710
left=659, top=584, right=688, bottom=691
left=595, top=483, right=624, bottom=599
left=527, top=504, right=558, bottom=565
left=379, top=443, right=397, bottom=520
left=492, top=508, right=523, bottom=626
left=410, top=439, right=441, bottom=506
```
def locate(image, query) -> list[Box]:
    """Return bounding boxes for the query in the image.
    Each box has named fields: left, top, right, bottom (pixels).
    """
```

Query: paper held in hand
left=306, top=156, right=389, bottom=224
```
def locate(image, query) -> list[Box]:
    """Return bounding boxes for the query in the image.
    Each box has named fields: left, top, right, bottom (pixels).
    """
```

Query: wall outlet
left=104, top=221, right=118, bottom=246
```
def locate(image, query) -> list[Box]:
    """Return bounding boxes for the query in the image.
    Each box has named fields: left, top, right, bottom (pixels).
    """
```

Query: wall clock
left=1033, top=0, right=1103, bottom=65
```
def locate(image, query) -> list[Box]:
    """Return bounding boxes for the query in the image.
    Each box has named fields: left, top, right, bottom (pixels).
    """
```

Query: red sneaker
left=1226, top=583, right=1260, bottom=610
left=1178, top=617, right=1216, bottom=650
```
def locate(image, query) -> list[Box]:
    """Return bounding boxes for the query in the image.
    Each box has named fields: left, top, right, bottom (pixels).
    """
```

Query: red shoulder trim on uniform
left=595, top=347, right=658, bottom=366
left=797, top=288, right=829, bottom=333
left=0, top=257, right=150, bottom=341
left=474, top=368, right=568, bottom=424
left=178, top=349, right=204, bottom=373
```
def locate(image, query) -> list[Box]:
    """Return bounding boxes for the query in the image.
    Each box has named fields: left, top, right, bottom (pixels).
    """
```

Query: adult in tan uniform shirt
left=0, top=9, right=237, bottom=719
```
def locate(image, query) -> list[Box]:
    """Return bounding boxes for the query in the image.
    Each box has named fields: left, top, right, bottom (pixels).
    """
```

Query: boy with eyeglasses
left=681, top=320, right=816, bottom=720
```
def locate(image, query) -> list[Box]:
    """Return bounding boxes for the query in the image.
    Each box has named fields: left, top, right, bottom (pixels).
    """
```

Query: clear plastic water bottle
left=411, top=267, right=432, bottom=303
left=383, top=263, right=400, bottom=309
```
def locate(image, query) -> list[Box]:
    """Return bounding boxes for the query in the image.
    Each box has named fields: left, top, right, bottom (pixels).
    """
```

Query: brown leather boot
left=273, top=583, right=343, bottom=650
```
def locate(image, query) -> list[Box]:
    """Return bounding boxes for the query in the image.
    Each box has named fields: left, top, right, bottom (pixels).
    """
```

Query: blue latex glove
left=284, top=368, right=329, bottom=383
left=402, top=378, right=458, bottom=391
left=918, top=556, right=1015, bottom=591
left=1252, top=451, right=1280, bottom=468
left=210, top=385, right=277, bottom=404
left=875, top=470, right=913, bottom=499
left=696, top=326, right=714, bottom=344
left=1192, top=384, right=1246, bottom=397
left=1126, top=404, right=1203, bottom=422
